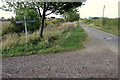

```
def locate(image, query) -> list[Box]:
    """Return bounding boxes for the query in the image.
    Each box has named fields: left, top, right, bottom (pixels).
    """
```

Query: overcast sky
left=0, top=0, right=119, bottom=19
left=79, top=0, right=119, bottom=18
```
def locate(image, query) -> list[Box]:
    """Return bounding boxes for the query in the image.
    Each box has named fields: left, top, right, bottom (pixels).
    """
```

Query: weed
left=82, top=18, right=119, bottom=36
left=2, top=22, right=87, bottom=57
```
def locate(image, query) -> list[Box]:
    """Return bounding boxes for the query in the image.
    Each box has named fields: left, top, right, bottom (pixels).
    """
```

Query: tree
left=1, top=1, right=86, bottom=38
left=1, top=17, right=5, bottom=21
left=63, top=8, right=80, bottom=22
left=15, top=7, right=40, bottom=32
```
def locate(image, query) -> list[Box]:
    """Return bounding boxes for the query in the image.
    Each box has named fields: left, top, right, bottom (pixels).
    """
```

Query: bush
left=83, top=19, right=93, bottom=24
left=63, top=9, right=80, bottom=22
left=7, top=9, right=41, bottom=34
left=48, top=36, right=59, bottom=43
left=51, top=18, right=65, bottom=24
left=2, top=24, right=18, bottom=35
left=2, top=22, right=87, bottom=57
left=83, top=18, right=119, bottom=36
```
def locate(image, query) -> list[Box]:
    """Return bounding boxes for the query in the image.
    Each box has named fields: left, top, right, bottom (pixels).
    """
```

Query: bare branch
left=45, top=2, right=50, bottom=12
left=32, top=2, right=42, bottom=17
left=37, top=6, right=42, bottom=17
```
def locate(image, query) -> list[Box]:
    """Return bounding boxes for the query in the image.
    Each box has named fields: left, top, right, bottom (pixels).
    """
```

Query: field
left=0, top=21, right=11, bottom=35
left=82, top=18, right=119, bottom=36
left=2, top=22, right=87, bottom=57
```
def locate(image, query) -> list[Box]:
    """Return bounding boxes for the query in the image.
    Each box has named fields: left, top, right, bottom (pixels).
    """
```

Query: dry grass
left=82, top=18, right=119, bottom=36
left=2, top=22, right=77, bottom=50
left=2, top=33, right=19, bottom=49
left=0, top=21, right=11, bottom=35
left=1, top=21, right=11, bottom=31
left=58, top=22, right=77, bottom=31
left=2, top=31, right=39, bottom=50
left=2, top=21, right=87, bottom=57
left=44, top=22, right=76, bottom=41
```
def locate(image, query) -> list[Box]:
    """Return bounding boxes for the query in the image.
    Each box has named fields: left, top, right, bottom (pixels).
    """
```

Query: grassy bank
left=2, top=22, right=87, bottom=57
left=82, top=18, right=119, bottom=36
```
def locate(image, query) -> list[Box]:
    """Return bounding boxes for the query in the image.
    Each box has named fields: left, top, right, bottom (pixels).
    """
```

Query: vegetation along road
left=2, top=23, right=118, bottom=78
left=1, top=1, right=119, bottom=78
left=81, top=23, right=119, bottom=54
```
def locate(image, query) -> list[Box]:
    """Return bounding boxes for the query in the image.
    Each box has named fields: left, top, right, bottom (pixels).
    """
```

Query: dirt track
left=2, top=24, right=118, bottom=78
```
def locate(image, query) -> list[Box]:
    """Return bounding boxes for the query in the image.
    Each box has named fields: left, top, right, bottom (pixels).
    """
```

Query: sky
left=0, top=0, right=119, bottom=19
left=79, top=0, right=119, bottom=18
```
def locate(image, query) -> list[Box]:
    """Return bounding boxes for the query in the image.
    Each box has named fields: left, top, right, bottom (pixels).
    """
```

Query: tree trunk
left=39, top=3, right=46, bottom=38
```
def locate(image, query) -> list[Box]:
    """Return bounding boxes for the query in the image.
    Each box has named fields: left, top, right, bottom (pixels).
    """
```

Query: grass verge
left=2, top=22, right=87, bottom=57
left=82, top=18, right=119, bottom=36
left=88, top=23, right=119, bottom=36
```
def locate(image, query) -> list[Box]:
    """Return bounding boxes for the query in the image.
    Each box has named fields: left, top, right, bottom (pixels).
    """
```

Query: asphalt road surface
left=80, top=23, right=119, bottom=54
left=2, top=23, right=118, bottom=78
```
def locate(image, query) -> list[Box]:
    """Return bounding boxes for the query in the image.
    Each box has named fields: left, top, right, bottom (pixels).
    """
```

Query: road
left=80, top=23, right=119, bottom=54
left=2, top=23, right=118, bottom=78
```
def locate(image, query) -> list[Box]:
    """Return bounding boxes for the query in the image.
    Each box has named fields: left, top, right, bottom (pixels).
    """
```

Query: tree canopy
left=1, top=1, right=86, bottom=38
left=63, top=8, right=80, bottom=22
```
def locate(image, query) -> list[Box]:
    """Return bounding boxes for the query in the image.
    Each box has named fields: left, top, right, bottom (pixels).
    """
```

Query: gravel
left=2, top=24, right=118, bottom=78
left=2, top=35, right=118, bottom=78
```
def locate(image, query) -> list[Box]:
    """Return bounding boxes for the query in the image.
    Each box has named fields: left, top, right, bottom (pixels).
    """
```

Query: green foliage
left=44, top=18, right=65, bottom=28
left=2, top=23, right=18, bottom=35
left=83, top=18, right=119, bottom=36
left=58, top=26, right=86, bottom=50
left=63, top=9, right=80, bottom=22
left=51, top=18, right=65, bottom=24
left=83, top=19, right=93, bottom=24
left=15, top=8, right=40, bottom=32
left=2, top=8, right=41, bottom=35
left=118, top=18, right=120, bottom=30
left=1, top=2, right=86, bottom=37
left=2, top=22, right=87, bottom=57
left=3, top=2, right=84, bottom=14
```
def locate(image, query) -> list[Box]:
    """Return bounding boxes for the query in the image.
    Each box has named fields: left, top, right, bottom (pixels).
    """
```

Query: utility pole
left=102, top=5, right=105, bottom=25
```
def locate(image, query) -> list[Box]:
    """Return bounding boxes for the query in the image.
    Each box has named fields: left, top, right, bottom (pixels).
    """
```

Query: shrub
left=2, top=21, right=87, bottom=57
left=83, top=19, right=93, bottom=24
left=84, top=18, right=119, bottom=36
left=50, top=18, right=65, bottom=24
left=63, top=9, right=80, bottom=22
left=2, top=9, right=41, bottom=35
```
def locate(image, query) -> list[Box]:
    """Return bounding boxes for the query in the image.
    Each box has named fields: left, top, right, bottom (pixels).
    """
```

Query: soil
left=2, top=35, right=118, bottom=78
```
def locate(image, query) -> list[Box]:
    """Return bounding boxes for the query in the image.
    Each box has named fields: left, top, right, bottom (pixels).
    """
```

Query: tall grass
left=1, top=21, right=11, bottom=35
left=82, top=18, right=119, bottom=36
left=1, top=21, right=11, bottom=30
left=2, top=22, right=87, bottom=57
